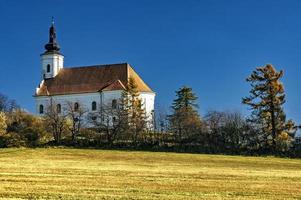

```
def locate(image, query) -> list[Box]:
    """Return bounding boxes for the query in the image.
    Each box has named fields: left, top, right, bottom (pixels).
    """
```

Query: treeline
left=0, top=64, right=301, bottom=157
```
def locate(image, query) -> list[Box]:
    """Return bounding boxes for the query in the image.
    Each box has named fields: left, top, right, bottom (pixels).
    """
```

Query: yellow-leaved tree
left=242, top=64, right=297, bottom=153
left=0, top=112, right=7, bottom=136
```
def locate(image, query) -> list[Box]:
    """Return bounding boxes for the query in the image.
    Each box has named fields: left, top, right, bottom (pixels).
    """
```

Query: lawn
left=0, top=148, right=300, bottom=199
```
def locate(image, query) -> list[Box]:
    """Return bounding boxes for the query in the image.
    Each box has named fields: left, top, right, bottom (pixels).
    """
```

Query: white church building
left=34, top=21, right=155, bottom=124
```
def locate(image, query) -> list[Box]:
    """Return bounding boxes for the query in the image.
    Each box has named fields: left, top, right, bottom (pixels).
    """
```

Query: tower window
left=74, top=102, right=79, bottom=111
left=57, top=104, right=61, bottom=113
left=39, top=105, right=44, bottom=114
left=112, top=99, right=117, bottom=109
left=47, top=64, right=51, bottom=73
left=92, top=101, right=97, bottom=111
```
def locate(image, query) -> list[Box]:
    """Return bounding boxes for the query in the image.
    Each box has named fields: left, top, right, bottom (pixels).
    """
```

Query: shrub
left=0, top=112, right=7, bottom=136
left=0, top=132, right=26, bottom=148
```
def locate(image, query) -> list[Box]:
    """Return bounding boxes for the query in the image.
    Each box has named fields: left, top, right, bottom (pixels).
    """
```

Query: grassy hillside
left=0, top=148, right=300, bottom=199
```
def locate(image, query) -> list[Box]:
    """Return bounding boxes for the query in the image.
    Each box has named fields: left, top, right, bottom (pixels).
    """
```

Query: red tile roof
left=35, top=63, right=153, bottom=96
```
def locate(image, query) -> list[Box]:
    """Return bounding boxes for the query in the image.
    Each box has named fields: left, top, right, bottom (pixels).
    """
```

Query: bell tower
left=41, top=18, right=64, bottom=79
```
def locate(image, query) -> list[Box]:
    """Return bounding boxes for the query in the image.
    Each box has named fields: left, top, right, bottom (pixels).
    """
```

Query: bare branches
left=43, top=99, right=68, bottom=144
left=65, top=101, right=88, bottom=144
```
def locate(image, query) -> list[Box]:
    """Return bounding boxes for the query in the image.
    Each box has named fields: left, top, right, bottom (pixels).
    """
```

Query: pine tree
left=121, top=77, right=147, bottom=145
left=169, top=86, right=202, bottom=145
left=242, top=64, right=296, bottom=153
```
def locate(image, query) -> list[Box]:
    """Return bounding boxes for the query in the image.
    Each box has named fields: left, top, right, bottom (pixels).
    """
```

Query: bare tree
left=44, top=99, right=68, bottom=145
left=204, top=110, right=248, bottom=153
left=65, top=101, right=88, bottom=144
left=89, top=101, right=127, bottom=146
left=0, top=93, right=19, bottom=112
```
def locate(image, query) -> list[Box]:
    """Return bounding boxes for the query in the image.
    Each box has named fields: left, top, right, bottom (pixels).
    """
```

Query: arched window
left=112, top=99, right=117, bottom=109
left=74, top=102, right=79, bottom=111
left=57, top=104, right=61, bottom=113
left=39, top=105, right=44, bottom=114
left=47, top=64, right=51, bottom=73
left=92, top=101, right=97, bottom=111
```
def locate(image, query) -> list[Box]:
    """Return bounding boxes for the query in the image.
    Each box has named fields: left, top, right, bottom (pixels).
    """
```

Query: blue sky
left=0, top=0, right=301, bottom=125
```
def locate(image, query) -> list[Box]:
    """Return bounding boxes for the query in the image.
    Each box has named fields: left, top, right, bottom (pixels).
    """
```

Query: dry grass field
left=0, top=148, right=300, bottom=199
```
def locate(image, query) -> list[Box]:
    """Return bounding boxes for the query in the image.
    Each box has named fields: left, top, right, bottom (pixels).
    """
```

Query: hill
left=0, top=148, right=300, bottom=199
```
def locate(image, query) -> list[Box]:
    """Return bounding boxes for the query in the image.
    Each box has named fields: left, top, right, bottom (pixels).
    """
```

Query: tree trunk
left=270, top=95, right=277, bottom=153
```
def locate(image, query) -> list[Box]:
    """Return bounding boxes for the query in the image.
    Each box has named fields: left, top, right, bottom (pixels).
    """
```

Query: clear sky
left=0, top=0, right=301, bottom=125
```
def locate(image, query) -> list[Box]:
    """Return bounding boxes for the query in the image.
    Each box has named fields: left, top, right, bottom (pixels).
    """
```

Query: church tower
left=41, top=19, right=64, bottom=79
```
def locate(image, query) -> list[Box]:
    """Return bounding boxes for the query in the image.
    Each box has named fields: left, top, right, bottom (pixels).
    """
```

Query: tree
left=0, top=112, right=7, bottom=136
left=66, top=101, right=88, bottom=144
left=121, top=77, right=147, bottom=145
left=242, top=64, right=296, bottom=153
left=6, top=109, right=48, bottom=146
left=168, top=86, right=202, bottom=146
left=44, top=99, right=68, bottom=145
left=203, top=111, right=225, bottom=152
left=204, top=111, right=247, bottom=153
left=153, top=108, right=169, bottom=145
left=0, top=93, right=18, bottom=112
left=89, top=102, right=127, bottom=146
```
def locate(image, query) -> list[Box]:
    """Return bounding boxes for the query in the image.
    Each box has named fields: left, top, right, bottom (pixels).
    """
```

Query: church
left=34, top=21, right=155, bottom=123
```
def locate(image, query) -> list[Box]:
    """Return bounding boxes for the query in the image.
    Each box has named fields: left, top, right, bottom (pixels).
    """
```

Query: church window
left=74, top=102, right=79, bottom=111
left=92, top=101, right=97, bottom=111
left=47, top=64, right=51, bottom=73
left=112, top=99, right=117, bottom=109
left=39, top=105, right=44, bottom=114
left=57, top=104, right=61, bottom=113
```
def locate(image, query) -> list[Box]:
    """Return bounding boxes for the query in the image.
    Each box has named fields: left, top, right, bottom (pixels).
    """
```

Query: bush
left=6, top=110, right=50, bottom=147
left=0, top=132, right=26, bottom=148
left=0, top=112, right=7, bottom=136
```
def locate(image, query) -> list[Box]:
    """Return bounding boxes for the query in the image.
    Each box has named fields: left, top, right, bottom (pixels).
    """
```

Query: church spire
left=44, top=17, right=61, bottom=53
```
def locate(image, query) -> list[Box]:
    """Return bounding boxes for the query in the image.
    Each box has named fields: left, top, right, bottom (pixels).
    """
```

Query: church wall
left=35, top=91, right=123, bottom=117
left=35, top=91, right=155, bottom=126
left=139, top=92, right=155, bottom=118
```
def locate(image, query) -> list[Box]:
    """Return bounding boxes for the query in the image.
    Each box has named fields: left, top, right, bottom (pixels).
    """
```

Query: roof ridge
left=64, top=62, right=128, bottom=70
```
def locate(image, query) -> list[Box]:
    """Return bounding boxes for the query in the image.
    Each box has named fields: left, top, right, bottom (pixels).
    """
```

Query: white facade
left=35, top=91, right=155, bottom=125
left=41, top=53, right=64, bottom=79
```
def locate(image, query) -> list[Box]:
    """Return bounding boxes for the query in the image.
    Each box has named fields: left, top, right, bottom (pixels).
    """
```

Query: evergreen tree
left=121, top=77, right=147, bottom=145
left=169, top=86, right=202, bottom=145
left=242, top=64, right=296, bottom=153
